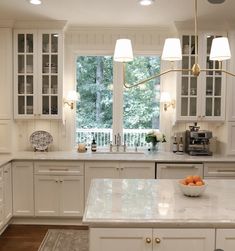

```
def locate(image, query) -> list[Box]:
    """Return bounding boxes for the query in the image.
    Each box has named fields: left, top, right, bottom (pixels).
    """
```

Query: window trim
left=73, top=50, right=162, bottom=147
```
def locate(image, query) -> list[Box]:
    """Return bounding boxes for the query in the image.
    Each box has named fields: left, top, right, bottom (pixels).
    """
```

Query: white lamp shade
left=210, top=37, right=231, bottom=61
left=162, top=38, right=182, bottom=61
left=114, top=39, right=134, bottom=62
left=160, top=92, right=171, bottom=103
left=67, top=90, right=79, bottom=101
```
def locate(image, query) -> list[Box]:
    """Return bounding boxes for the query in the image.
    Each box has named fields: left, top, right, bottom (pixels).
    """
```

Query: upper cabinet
left=176, top=32, right=226, bottom=122
left=14, top=30, right=63, bottom=119
left=0, top=28, right=12, bottom=120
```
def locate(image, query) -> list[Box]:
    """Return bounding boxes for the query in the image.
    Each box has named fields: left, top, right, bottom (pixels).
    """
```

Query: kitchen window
left=76, top=55, right=161, bottom=148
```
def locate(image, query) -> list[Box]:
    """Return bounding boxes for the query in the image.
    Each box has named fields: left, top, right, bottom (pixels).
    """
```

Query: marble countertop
left=83, top=179, right=235, bottom=228
left=0, top=150, right=235, bottom=164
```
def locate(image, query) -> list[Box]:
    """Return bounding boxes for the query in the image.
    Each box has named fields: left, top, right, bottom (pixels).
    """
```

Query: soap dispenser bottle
left=91, top=138, right=97, bottom=152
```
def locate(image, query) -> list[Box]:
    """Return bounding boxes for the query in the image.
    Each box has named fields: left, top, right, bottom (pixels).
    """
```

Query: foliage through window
left=76, top=55, right=161, bottom=147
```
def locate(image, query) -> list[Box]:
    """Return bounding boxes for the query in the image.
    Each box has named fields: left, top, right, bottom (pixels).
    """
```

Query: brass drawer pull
left=49, top=168, right=69, bottom=171
left=146, top=237, right=151, bottom=244
left=155, top=237, right=161, bottom=244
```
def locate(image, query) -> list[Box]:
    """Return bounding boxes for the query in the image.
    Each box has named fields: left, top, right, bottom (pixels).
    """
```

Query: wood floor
left=0, top=224, right=88, bottom=251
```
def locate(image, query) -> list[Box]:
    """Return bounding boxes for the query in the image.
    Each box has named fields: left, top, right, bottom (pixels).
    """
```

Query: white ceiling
left=0, top=0, right=235, bottom=28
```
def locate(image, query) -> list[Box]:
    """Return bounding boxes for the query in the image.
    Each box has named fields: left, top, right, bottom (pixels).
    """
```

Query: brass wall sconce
left=160, top=92, right=175, bottom=111
left=64, top=90, right=79, bottom=110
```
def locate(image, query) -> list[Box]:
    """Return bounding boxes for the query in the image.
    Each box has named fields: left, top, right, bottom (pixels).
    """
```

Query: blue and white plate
left=30, top=131, right=53, bottom=151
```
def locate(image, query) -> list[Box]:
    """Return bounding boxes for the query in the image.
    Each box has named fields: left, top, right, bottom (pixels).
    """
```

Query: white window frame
left=73, top=50, right=161, bottom=147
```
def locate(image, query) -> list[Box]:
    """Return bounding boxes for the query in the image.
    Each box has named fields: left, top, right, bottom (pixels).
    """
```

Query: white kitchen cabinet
left=90, top=228, right=152, bottom=251
left=153, top=229, right=214, bottom=251
left=0, top=204, right=3, bottom=230
left=12, top=161, right=34, bottom=216
left=227, top=122, right=235, bottom=155
left=216, top=229, right=235, bottom=251
left=0, top=28, right=12, bottom=120
left=90, top=228, right=215, bottom=251
left=14, top=29, right=63, bottom=119
left=176, top=32, right=226, bottom=122
left=85, top=161, right=155, bottom=200
left=60, top=176, right=84, bottom=216
left=34, top=161, right=84, bottom=217
left=204, top=162, right=235, bottom=178
left=3, top=163, right=12, bottom=223
left=35, top=175, right=59, bottom=216
left=157, top=163, right=203, bottom=179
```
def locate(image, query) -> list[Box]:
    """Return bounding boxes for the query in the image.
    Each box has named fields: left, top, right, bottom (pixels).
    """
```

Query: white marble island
left=83, top=179, right=235, bottom=251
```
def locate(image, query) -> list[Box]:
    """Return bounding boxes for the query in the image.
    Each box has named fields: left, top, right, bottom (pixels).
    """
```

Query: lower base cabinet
left=90, top=228, right=215, bottom=251
left=34, top=161, right=84, bottom=217
left=216, top=229, right=235, bottom=251
left=35, top=175, right=84, bottom=217
left=12, top=162, right=34, bottom=216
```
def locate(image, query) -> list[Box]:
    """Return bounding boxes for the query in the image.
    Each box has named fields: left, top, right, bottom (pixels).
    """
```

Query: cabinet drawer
left=204, top=162, right=235, bottom=177
left=34, top=161, right=84, bottom=176
left=157, top=163, right=203, bottom=179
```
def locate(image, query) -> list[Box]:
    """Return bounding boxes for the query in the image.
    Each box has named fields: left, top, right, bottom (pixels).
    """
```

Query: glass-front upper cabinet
left=177, top=33, right=226, bottom=122
left=178, top=35, right=198, bottom=120
left=203, top=34, right=225, bottom=120
left=40, top=32, right=60, bottom=117
left=14, top=30, right=63, bottom=119
left=15, top=32, right=36, bottom=118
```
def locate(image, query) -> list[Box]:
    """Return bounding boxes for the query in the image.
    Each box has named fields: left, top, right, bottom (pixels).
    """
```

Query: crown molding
left=0, top=20, right=15, bottom=28
left=13, top=20, right=68, bottom=30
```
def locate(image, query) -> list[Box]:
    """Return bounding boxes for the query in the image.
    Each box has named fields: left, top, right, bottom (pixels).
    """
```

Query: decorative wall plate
left=29, top=131, right=53, bottom=151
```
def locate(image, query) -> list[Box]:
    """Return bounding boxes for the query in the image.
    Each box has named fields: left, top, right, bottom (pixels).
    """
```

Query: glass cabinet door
left=204, top=35, right=223, bottom=118
left=180, top=35, right=198, bottom=118
left=41, top=33, right=59, bottom=116
left=16, top=33, right=35, bottom=116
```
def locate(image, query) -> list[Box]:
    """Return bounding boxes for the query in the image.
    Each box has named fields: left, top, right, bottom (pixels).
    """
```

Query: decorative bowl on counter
left=178, top=182, right=207, bottom=197
left=178, top=175, right=207, bottom=197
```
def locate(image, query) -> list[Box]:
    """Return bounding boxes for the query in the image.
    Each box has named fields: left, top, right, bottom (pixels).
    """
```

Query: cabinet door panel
left=12, top=162, right=34, bottom=216
left=0, top=204, right=3, bottom=230
left=216, top=229, right=235, bottom=251
left=3, top=163, right=12, bottom=223
left=35, top=175, right=59, bottom=216
left=153, top=229, right=215, bottom=251
left=0, top=28, right=12, bottom=119
left=119, top=162, right=155, bottom=179
left=60, top=176, right=84, bottom=217
left=90, top=228, right=152, bottom=251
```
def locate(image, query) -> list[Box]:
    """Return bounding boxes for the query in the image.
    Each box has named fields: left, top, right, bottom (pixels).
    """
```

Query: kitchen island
left=83, top=179, right=235, bottom=251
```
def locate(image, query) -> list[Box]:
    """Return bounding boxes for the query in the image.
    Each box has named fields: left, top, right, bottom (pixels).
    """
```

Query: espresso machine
left=185, top=123, right=213, bottom=156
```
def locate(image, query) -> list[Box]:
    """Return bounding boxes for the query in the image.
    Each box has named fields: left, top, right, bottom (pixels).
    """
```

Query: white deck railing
left=76, top=128, right=152, bottom=147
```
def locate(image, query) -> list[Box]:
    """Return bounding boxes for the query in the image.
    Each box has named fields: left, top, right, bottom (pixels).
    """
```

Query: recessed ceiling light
left=139, top=0, right=155, bottom=6
left=28, top=0, right=42, bottom=5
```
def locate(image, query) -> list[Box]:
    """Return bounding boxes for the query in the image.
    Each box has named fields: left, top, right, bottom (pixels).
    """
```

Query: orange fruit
left=195, top=181, right=204, bottom=186
left=193, top=175, right=202, bottom=183
left=188, top=182, right=196, bottom=186
left=185, top=176, right=194, bottom=184
left=180, top=179, right=187, bottom=185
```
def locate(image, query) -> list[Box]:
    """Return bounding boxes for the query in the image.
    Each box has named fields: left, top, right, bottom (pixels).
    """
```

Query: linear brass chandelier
left=114, top=0, right=235, bottom=88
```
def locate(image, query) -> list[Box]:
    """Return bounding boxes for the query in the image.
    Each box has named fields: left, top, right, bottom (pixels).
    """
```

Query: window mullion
left=112, top=62, right=124, bottom=144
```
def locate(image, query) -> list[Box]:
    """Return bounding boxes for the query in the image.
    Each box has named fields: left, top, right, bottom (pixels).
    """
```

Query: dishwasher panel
left=156, top=163, right=203, bottom=179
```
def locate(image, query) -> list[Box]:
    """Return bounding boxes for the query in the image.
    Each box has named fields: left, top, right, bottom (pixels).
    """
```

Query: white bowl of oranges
left=178, top=175, right=207, bottom=197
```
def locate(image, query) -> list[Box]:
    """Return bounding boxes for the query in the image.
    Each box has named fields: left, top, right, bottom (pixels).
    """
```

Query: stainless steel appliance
left=185, top=129, right=213, bottom=156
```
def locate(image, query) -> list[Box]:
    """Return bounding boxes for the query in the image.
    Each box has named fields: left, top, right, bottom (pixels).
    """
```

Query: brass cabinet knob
left=155, top=237, right=161, bottom=244
left=146, top=237, right=151, bottom=244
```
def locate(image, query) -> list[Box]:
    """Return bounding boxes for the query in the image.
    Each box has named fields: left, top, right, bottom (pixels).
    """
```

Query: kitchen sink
left=92, top=151, right=145, bottom=155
